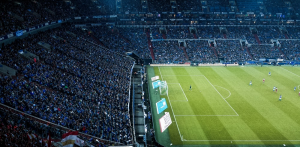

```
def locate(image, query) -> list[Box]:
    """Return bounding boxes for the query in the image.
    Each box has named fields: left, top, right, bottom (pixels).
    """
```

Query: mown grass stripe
left=280, top=67, right=300, bottom=78
left=245, top=67, right=300, bottom=126
left=171, top=67, right=235, bottom=143
left=201, top=67, right=264, bottom=142
left=225, top=67, right=296, bottom=143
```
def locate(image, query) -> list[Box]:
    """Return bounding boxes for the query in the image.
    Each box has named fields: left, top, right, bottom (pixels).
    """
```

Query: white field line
left=280, top=67, right=300, bottom=78
left=175, top=115, right=238, bottom=116
left=158, top=67, right=183, bottom=141
left=214, top=85, right=231, bottom=99
left=182, top=140, right=300, bottom=142
left=168, top=83, right=189, bottom=101
left=178, top=83, right=188, bottom=101
left=166, top=94, right=183, bottom=141
left=203, top=75, right=239, bottom=116
left=158, top=67, right=164, bottom=81
left=163, top=75, right=204, bottom=76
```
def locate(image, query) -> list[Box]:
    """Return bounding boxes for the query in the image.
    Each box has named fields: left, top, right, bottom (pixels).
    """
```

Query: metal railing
left=128, top=62, right=135, bottom=144
left=132, top=84, right=136, bottom=143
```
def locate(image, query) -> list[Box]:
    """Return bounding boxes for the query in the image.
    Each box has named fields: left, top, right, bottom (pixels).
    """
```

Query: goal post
left=159, top=81, right=168, bottom=96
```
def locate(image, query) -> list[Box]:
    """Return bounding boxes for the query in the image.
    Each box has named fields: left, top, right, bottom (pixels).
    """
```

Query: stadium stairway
left=12, top=13, right=24, bottom=21
left=253, top=34, right=261, bottom=44
left=0, top=64, right=17, bottom=77
left=30, top=12, right=41, bottom=19
left=193, top=34, right=197, bottom=39
left=277, top=47, right=286, bottom=58
left=44, top=8, right=55, bottom=15
left=181, top=47, right=190, bottom=60
left=89, top=33, right=107, bottom=48
left=212, top=47, right=218, bottom=58
left=118, top=33, right=131, bottom=44
left=245, top=47, right=253, bottom=59
left=223, top=34, right=227, bottom=39
left=162, top=33, right=167, bottom=39
left=145, top=30, right=155, bottom=60
left=284, top=34, right=289, bottom=39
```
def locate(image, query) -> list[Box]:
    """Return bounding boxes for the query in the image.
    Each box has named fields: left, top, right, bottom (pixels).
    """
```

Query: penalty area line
left=158, top=67, right=183, bottom=141
left=168, top=83, right=188, bottom=101
left=203, top=75, right=239, bottom=116
left=162, top=75, right=204, bottom=76
left=280, top=67, right=300, bottom=78
left=175, top=115, right=238, bottom=116
left=182, top=140, right=300, bottom=142
left=178, top=83, right=188, bottom=101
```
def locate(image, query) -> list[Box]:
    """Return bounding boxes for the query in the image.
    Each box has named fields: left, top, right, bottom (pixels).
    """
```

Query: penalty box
left=163, top=75, right=238, bottom=116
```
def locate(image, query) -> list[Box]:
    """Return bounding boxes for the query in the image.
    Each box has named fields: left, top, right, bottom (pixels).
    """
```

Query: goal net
left=159, top=81, right=168, bottom=96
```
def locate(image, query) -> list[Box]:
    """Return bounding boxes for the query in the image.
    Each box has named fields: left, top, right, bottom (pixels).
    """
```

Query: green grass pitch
left=151, top=66, right=300, bottom=146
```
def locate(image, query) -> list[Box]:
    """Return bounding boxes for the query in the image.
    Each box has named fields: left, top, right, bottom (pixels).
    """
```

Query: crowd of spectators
left=86, top=25, right=300, bottom=63
left=256, top=27, right=283, bottom=43
left=2, top=0, right=300, bottom=37
left=0, top=107, right=46, bottom=147
left=86, top=26, right=151, bottom=59
left=150, top=28, right=164, bottom=39
left=176, top=0, right=202, bottom=12
left=1, top=26, right=134, bottom=145
left=0, top=106, right=45, bottom=147
left=148, top=0, right=171, bottom=12
left=249, top=45, right=283, bottom=60
left=71, top=0, right=116, bottom=16
left=82, top=26, right=300, bottom=63
left=96, top=0, right=116, bottom=14
left=0, top=0, right=79, bottom=36
left=122, top=0, right=141, bottom=13
left=197, top=27, right=224, bottom=39
left=0, top=0, right=120, bottom=37
left=286, top=27, right=300, bottom=39
left=216, top=40, right=251, bottom=62
left=166, top=27, right=193, bottom=39
left=151, top=26, right=294, bottom=43
left=0, top=104, right=114, bottom=147
left=152, top=41, right=186, bottom=63
left=226, top=27, right=249, bottom=40
left=186, top=40, right=218, bottom=63
left=280, top=40, right=300, bottom=60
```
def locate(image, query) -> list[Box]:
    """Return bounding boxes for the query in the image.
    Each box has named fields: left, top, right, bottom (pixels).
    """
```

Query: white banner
left=159, top=112, right=172, bottom=132
left=151, top=76, right=159, bottom=81
left=155, top=76, right=159, bottom=80
left=277, top=59, right=283, bottom=62
left=74, top=137, right=84, bottom=146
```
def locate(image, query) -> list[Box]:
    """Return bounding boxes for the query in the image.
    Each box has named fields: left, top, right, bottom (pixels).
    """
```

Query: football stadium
left=1, top=0, right=300, bottom=146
